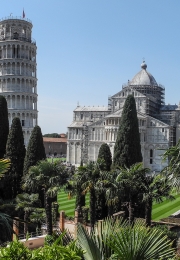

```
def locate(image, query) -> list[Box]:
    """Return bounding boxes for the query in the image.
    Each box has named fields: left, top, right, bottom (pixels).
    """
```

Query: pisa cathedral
left=67, top=61, right=180, bottom=172
left=0, top=16, right=37, bottom=146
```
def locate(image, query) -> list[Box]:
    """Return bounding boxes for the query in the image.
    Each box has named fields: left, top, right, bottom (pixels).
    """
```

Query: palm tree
left=65, top=166, right=86, bottom=208
left=81, top=162, right=101, bottom=228
left=94, top=173, right=109, bottom=220
left=102, top=170, right=123, bottom=216
left=162, top=140, right=180, bottom=189
left=29, top=208, right=46, bottom=231
left=108, top=219, right=175, bottom=260
left=116, top=163, right=148, bottom=224
left=0, top=159, right=12, bottom=243
left=22, top=160, right=68, bottom=235
left=77, top=217, right=118, bottom=260
left=15, top=193, right=41, bottom=234
left=0, top=212, right=12, bottom=243
left=142, top=175, right=174, bottom=226
left=94, top=170, right=119, bottom=219
left=0, top=159, right=10, bottom=176
left=77, top=218, right=175, bottom=260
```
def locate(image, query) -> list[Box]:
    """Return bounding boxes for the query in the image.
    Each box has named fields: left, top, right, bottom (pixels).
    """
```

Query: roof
left=105, top=109, right=147, bottom=119
left=74, top=106, right=109, bottom=112
left=130, top=62, right=158, bottom=86
left=104, top=109, right=169, bottom=126
left=160, top=105, right=178, bottom=111
left=112, top=87, right=146, bottom=99
left=43, top=137, right=67, bottom=143
left=68, top=121, right=92, bottom=128
left=59, top=133, right=66, bottom=138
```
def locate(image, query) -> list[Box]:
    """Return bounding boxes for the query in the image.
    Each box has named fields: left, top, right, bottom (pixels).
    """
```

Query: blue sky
left=1, top=1, right=180, bottom=134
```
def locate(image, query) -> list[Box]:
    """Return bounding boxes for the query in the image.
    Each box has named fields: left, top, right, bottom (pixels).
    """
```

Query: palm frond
left=77, top=223, right=102, bottom=260
left=0, top=212, right=12, bottom=241
left=107, top=219, right=175, bottom=260
left=0, top=159, right=11, bottom=176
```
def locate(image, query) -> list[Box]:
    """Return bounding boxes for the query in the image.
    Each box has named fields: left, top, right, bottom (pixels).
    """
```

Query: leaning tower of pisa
left=0, top=16, right=38, bottom=146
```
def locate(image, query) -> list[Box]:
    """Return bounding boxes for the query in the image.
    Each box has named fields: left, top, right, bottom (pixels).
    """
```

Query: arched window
left=13, top=32, right=19, bottom=40
left=150, top=149, right=153, bottom=157
left=150, top=149, right=153, bottom=164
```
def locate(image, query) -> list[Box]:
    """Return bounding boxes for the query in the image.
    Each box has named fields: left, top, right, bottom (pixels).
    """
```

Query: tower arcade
left=0, top=16, right=38, bottom=146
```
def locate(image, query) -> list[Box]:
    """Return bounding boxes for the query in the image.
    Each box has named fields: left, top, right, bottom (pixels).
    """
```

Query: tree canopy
left=0, top=159, right=12, bottom=243
left=0, top=96, right=9, bottom=159
left=22, top=160, right=68, bottom=235
left=23, top=125, right=46, bottom=175
left=5, top=117, right=26, bottom=199
left=113, top=95, right=142, bottom=168
left=98, top=143, right=112, bottom=171
left=43, top=133, right=60, bottom=138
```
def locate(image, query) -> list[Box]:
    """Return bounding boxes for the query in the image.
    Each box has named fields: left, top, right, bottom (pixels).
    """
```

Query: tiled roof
left=43, top=137, right=67, bottom=143
left=59, top=133, right=66, bottom=138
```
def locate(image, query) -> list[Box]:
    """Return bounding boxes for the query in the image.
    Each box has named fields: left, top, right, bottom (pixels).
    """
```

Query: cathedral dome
left=130, top=62, right=158, bottom=86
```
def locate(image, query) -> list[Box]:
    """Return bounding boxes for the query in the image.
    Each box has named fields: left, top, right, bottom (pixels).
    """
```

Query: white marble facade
left=68, top=62, right=180, bottom=172
left=0, top=16, right=38, bottom=146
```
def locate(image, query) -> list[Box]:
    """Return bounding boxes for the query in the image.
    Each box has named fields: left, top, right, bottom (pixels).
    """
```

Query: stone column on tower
left=0, top=16, right=38, bottom=146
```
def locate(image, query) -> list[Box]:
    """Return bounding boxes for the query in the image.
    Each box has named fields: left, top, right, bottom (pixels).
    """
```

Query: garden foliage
left=98, top=143, right=112, bottom=171
left=113, top=95, right=142, bottom=168
left=5, top=117, right=26, bottom=199
left=0, top=95, right=9, bottom=159
left=23, top=125, right=46, bottom=175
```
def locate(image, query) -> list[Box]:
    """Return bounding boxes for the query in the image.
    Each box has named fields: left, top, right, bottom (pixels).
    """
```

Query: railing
left=0, top=71, right=36, bottom=77
left=0, top=16, right=32, bottom=24
left=0, top=35, right=36, bottom=45
left=122, top=82, right=165, bottom=89
left=18, top=230, right=43, bottom=240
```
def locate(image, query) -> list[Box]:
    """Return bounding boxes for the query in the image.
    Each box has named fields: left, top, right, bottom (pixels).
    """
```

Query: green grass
left=152, top=194, right=180, bottom=220
left=47, top=158, right=66, bottom=163
left=57, top=190, right=180, bottom=220
left=57, top=190, right=90, bottom=217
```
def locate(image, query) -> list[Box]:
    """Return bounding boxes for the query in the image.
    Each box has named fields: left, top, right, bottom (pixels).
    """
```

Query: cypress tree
left=96, top=143, right=111, bottom=220
left=23, top=125, right=46, bottom=175
left=113, top=95, right=142, bottom=168
left=4, top=117, right=26, bottom=199
left=98, top=143, right=112, bottom=171
left=0, top=96, right=9, bottom=158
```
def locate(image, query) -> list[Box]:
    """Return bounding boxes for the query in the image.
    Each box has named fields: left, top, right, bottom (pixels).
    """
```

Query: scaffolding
left=81, top=124, right=89, bottom=164
left=121, top=84, right=165, bottom=117
left=132, top=84, right=165, bottom=114
left=169, top=126, right=176, bottom=147
left=108, top=95, right=112, bottom=110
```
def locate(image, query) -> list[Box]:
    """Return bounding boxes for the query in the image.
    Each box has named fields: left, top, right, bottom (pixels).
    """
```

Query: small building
left=43, top=135, right=67, bottom=157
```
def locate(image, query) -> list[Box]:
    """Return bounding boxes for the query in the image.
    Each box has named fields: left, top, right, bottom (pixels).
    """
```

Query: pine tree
left=113, top=95, right=142, bottom=168
left=23, top=126, right=46, bottom=175
left=0, top=96, right=9, bottom=159
left=98, top=143, right=112, bottom=171
left=3, top=118, right=25, bottom=199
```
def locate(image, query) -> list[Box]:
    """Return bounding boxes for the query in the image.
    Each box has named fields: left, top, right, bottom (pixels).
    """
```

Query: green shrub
left=0, top=239, right=32, bottom=259
left=154, top=224, right=178, bottom=248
